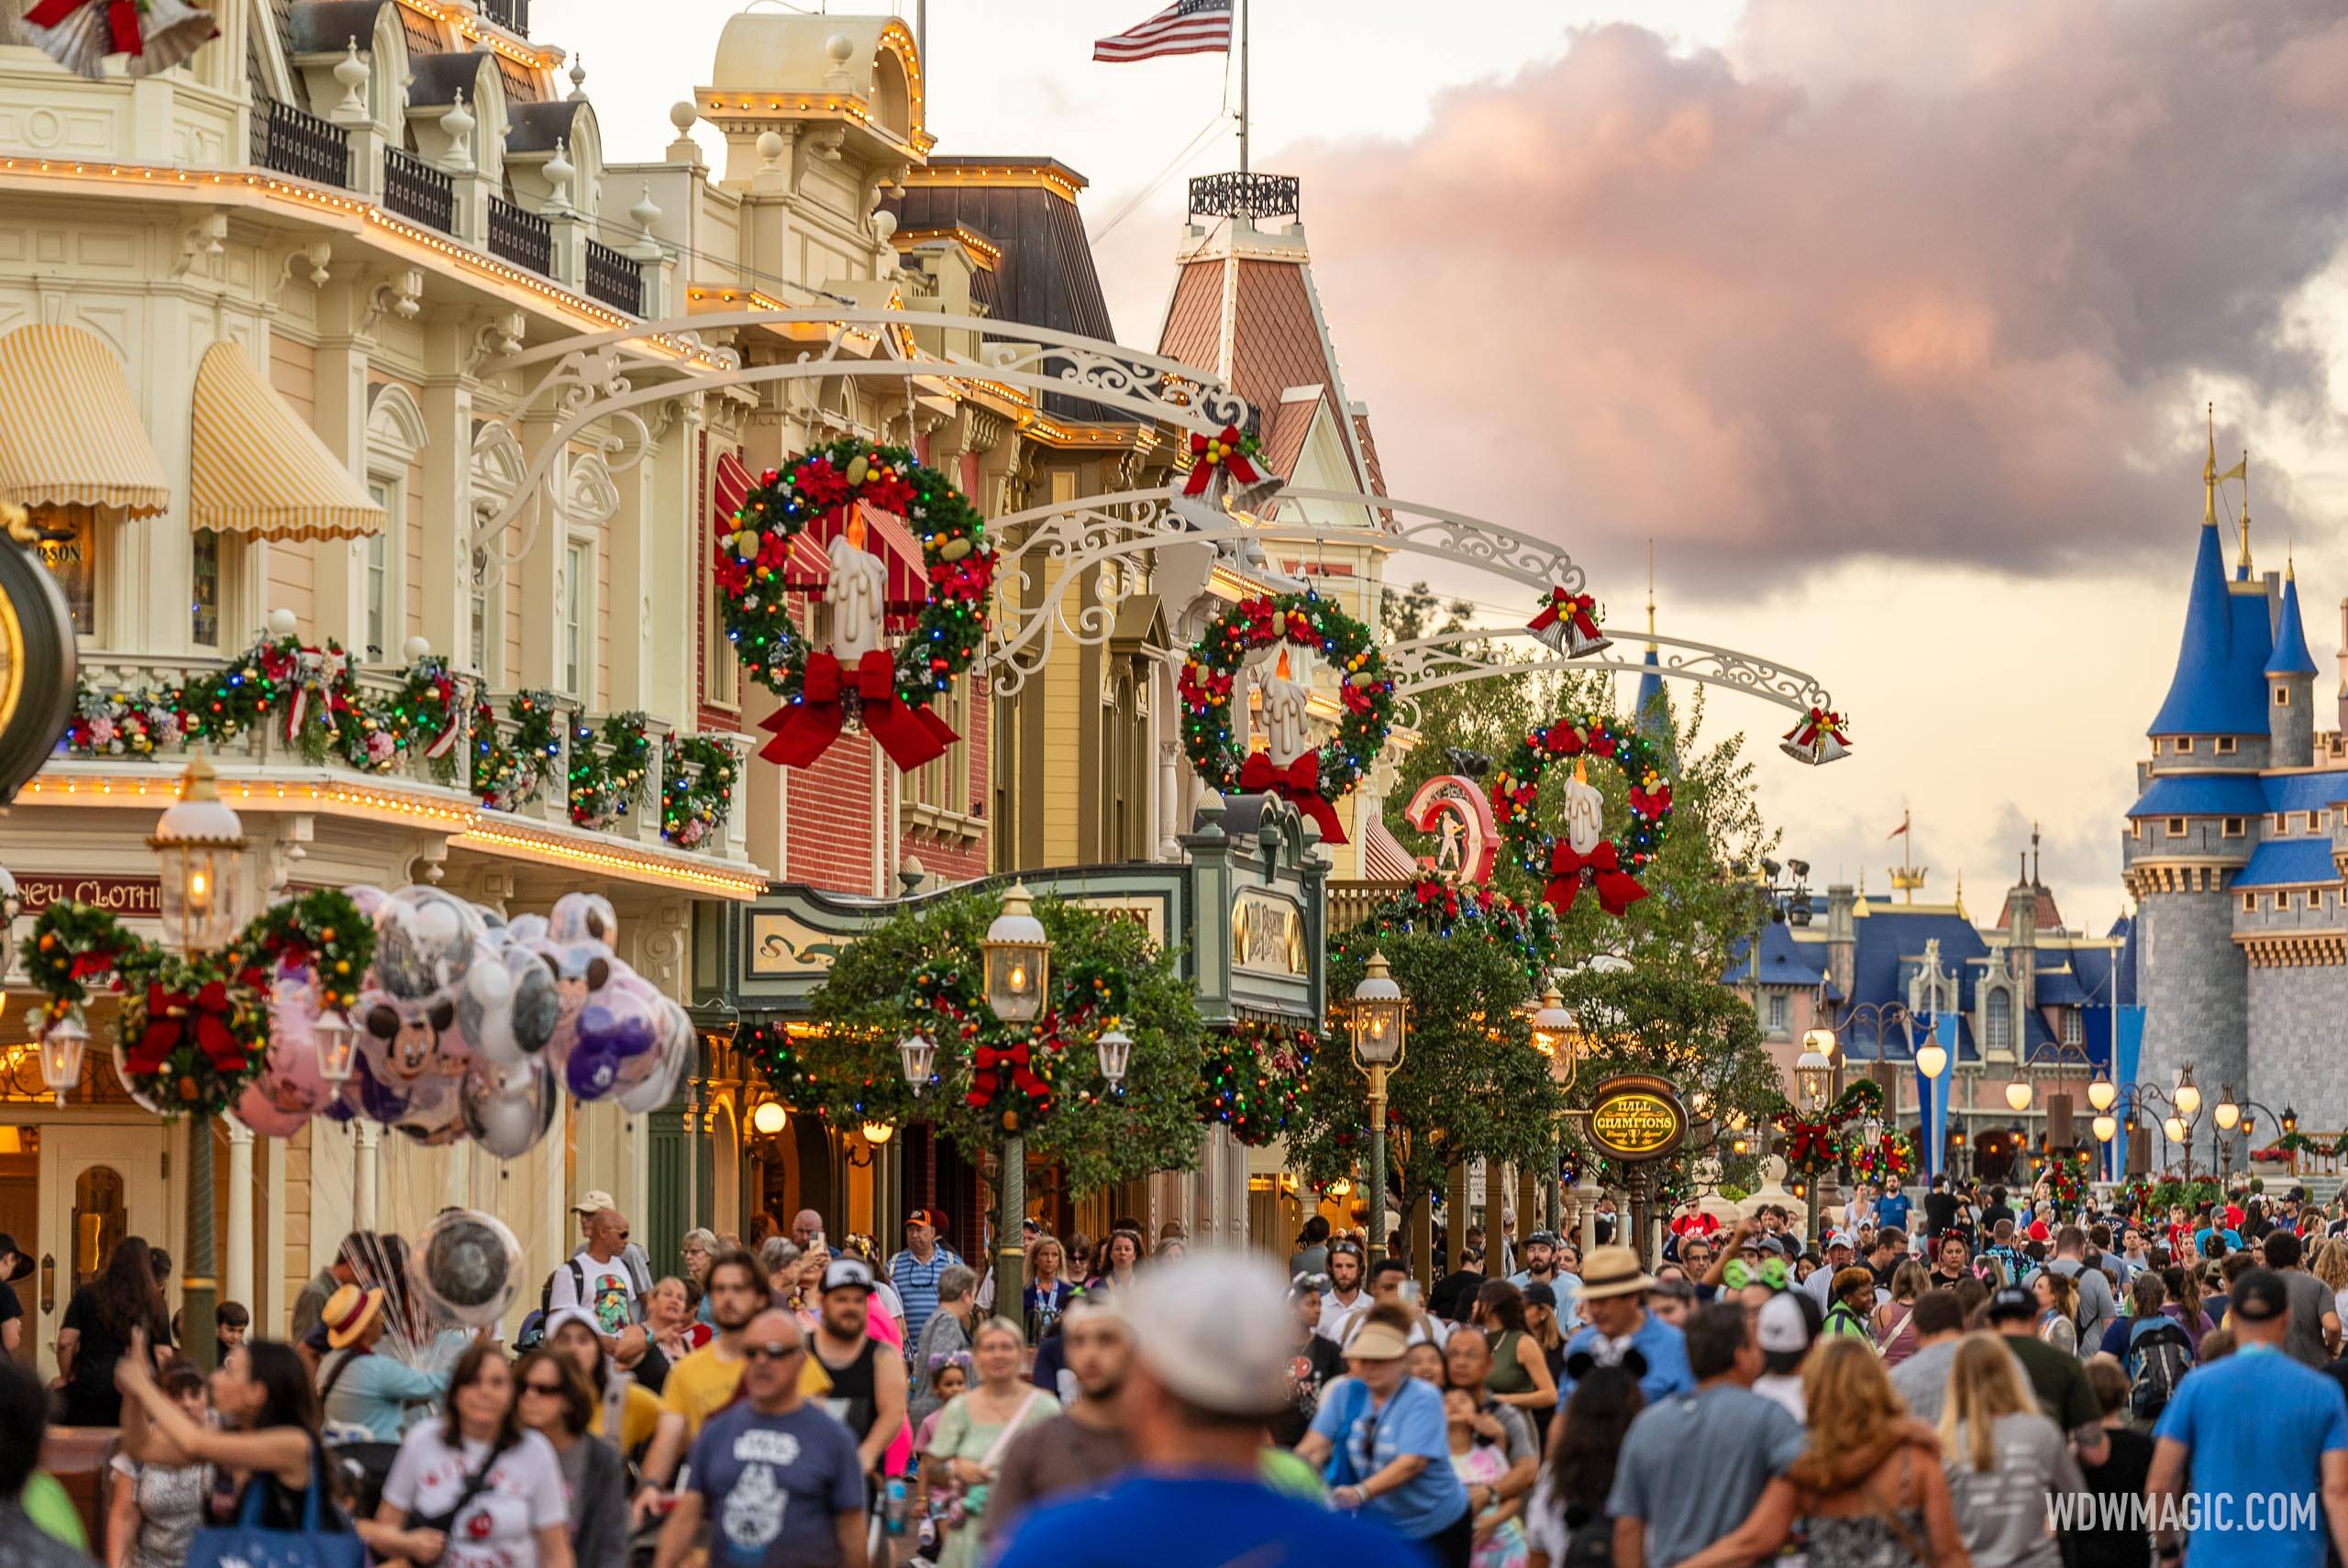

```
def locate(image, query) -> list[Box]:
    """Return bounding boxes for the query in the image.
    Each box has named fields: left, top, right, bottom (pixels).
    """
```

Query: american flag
left=1094, top=0, right=1235, bottom=63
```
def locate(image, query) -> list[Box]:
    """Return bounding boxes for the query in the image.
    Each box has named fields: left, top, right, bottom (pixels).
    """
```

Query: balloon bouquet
left=233, top=887, right=694, bottom=1157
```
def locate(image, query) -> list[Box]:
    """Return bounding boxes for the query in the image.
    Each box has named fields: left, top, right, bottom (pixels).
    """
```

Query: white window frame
left=1983, top=988, right=2013, bottom=1055
left=361, top=477, right=399, bottom=663
left=561, top=534, right=593, bottom=703
left=189, top=526, right=225, bottom=649
left=1767, top=992, right=1789, bottom=1034
left=2062, top=1010, right=2082, bottom=1046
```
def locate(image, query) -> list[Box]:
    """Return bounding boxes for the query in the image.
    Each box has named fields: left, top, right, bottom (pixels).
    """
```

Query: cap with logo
left=572, top=1189, right=618, bottom=1218
left=821, top=1258, right=877, bottom=1296
left=1985, top=1286, right=2036, bottom=1322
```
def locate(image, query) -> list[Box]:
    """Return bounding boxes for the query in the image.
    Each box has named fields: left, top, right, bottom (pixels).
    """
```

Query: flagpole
left=1238, top=0, right=1250, bottom=173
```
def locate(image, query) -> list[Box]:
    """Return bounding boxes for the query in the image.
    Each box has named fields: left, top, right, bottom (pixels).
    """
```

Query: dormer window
left=2223, top=818, right=2245, bottom=838
left=2176, top=738, right=2197, bottom=755
left=2062, top=1011, right=2082, bottom=1046
left=2278, top=688, right=2293, bottom=706
left=2243, top=892, right=2257, bottom=912
left=2216, top=737, right=2238, bottom=755
left=2167, top=817, right=2187, bottom=838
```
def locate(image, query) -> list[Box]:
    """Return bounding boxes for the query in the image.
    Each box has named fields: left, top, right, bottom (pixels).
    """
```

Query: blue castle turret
left=2123, top=423, right=2348, bottom=1136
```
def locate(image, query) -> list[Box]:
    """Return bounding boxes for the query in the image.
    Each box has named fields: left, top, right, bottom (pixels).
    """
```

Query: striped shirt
left=889, top=1245, right=964, bottom=1342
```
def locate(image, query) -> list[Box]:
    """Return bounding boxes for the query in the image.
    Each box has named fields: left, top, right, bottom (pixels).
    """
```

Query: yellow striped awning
left=0, top=324, right=172, bottom=516
left=190, top=340, right=384, bottom=540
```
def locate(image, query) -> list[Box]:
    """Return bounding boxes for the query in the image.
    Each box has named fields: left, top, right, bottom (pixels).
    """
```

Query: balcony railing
left=582, top=238, right=643, bottom=315
left=250, top=99, right=350, bottom=189
left=1188, top=171, right=1301, bottom=222
left=487, top=195, right=552, bottom=274
left=477, top=0, right=530, bottom=37
left=383, top=148, right=455, bottom=231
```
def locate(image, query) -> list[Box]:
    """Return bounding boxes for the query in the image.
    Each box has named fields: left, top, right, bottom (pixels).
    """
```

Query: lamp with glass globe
left=2092, top=1113, right=2117, bottom=1143
left=2088, top=1077, right=2117, bottom=1112
left=982, top=882, right=1049, bottom=1023
left=1095, top=1024, right=1134, bottom=1089
left=2213, top=1088, right=2241, bottom=1132
left=2173, top=1066, right=2201, bottom=1117
left=2005, top=1080, right=2033, bottom=1112
left=38, top=1006, right=89, bottom=1108
left=1915, top=1040, right=1948, bottom=1080
left=898, top=1032, right=936, bottom=1095
left=1349, top=952, right=1408, bottom=1264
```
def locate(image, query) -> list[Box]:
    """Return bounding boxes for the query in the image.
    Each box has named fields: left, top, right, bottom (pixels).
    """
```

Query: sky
left=566, top=0, right=2348, bottom=933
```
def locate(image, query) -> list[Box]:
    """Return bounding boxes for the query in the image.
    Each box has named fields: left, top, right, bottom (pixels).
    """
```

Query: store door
left=34, top=1125, right=166, bottom=1379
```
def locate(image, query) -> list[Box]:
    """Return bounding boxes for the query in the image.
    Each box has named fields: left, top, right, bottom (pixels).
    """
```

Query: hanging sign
left=1586, top=1073, right=1689, bottom=1162
left=14, top=875, right=160, bottom=916
left=1401, top=773, right=1498, bottom=883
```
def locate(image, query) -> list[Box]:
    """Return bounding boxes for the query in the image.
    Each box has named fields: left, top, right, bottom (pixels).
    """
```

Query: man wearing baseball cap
left=888, top=1208, right=962, bottom=1345
left=2147, top=1268, right=2348, bottom=1568
left=546, top=1189, right=639, bottom=1342
left=1800, top=1231, right=1860, bottom=1310
left=997, top=1254, right=1428, bottom=1567
left=1985, top=1284, right=2107, bottom=1466
left=809, top=1258, right=906, bottom=1485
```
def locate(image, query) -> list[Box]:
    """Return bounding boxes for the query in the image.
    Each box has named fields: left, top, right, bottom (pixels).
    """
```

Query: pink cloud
left=1275, top=1, right=2348, bottom=587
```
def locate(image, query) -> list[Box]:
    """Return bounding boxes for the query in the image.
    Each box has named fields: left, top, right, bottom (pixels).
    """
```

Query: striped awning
left=0, top=324, right=172, bottom=516
left=1362, top=817, right=1420, bottom=880
left=190, top=340, right=383, bottom=540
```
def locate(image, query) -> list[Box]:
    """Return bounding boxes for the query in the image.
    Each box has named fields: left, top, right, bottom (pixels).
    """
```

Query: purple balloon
left=565, top=1043, right=622, bottom=1100
left=575, top=997, right=659, bottom=1062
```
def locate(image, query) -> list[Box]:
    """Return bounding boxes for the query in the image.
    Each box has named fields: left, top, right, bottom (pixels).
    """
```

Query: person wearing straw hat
left=1556, top=1246, right=1694, bottom=1408
left=316, top=1282, right=449, bottom=1442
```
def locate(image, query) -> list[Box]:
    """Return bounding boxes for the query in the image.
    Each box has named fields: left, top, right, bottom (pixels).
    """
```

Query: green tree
left=792, top=892, right=1206, bottom=1194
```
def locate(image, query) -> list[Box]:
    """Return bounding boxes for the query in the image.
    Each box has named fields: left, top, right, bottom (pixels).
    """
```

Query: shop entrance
left=0, top=1121, right=169, bottom=1378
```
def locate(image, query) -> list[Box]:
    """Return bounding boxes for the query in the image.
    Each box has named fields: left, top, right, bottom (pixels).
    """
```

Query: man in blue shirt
left=997, top=1254, right=1426, bottom=1568
left=1556, top=1246, right=1693, bottom=1408
left=885, top=1208, right=962, bottom=1346
left=1875, top=1182, right=1912, bottom=1236
left=316, top=1284, right=449, bottom=1441
left=2148, top=1268, right=2348, bottom=1568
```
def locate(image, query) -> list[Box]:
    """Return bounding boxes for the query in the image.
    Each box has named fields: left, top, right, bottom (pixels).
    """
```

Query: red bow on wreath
left=968, top=1037, right=1052, bottom=1110
left=68, top=949, right=116, bottom=982
left=1239, top=750, right=1348, bottom=845
left=1182, top=426, right=1262, bottom=498
left=127, top=980, right=244, bottom=1077
left=1544, top=839, right=1648, bottom=917
left=1629, top=783, right=1672, bottom=817
left=759, top=649, right=956, bottom=772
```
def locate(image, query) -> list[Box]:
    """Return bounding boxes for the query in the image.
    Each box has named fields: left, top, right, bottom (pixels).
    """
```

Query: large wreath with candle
left=1493, top=712, right=1672, bottom=918
left=713, top=438, right=993, bottom=772
left=1176, top=592, right=1392, bottom=845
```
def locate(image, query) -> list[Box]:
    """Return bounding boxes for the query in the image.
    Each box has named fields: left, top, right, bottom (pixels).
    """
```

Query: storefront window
left=34, top=506, right=97, bottom=637
left=191, top=528, right=221, bottom=647
left=71, top=1165, right=125, bottom=1289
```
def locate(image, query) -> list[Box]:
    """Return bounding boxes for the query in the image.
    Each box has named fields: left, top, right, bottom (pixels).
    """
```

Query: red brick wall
left=904, top=672, right=991, bottom=884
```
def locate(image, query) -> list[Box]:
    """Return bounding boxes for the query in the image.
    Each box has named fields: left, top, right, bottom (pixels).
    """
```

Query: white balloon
left=412, top=1208, right=524, bottom=1329
left=462, top=1060, right=557, bottom=1158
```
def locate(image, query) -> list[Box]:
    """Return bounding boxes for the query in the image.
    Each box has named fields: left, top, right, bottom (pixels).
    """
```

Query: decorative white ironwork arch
left=1379, top=628, right=1840, bottom=730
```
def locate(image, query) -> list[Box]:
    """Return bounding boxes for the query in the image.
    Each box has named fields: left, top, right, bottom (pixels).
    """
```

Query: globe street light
left=2005, top=1080, right=2033, bottom=1112
left=2212, top=1089, right=2242, bottom=1132
left=2088, top=1077, right=2117, bottom=1112
left=1916, top=1041, right=1949, bottom=1081
left=2173, top=1066, right=2201, bottom=1118
left=981, top=884, right=1053, bottom=1310
left=1349, top=951, right=1409, bottom=1264
left=2092, top=1113, right=2118, bottom=1144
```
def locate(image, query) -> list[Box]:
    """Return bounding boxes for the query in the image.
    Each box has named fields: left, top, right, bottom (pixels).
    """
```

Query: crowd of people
left=5, top=1171, right=2348, bottom=1568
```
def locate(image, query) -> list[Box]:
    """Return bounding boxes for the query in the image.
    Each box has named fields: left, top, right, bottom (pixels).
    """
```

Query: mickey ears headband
left=1722, top=1258, right=1791, bottom=1292
left=1564, top=1346, right=1651, bottom=1382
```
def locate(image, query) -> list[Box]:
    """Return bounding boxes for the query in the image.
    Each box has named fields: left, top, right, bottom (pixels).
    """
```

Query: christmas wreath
left=1340, top=873, right=1561, bottom=981
left=739, top=1020, right=847, bottom=1119
left=1844, top=1128, right=1918, bottom=1185
left=472, top=690, right=562, bottom=812
left=18, top=887, right=372, bottom=1118
left=1775, top=1078, right=1883, bottom=1176
left=1176, top=592, right=1392, bottom=845
left=660, top=735, right=739, bottom=850
left=906, top=950, right=1130, bottom=1131
left=568, top=712, right=652, bottom=831
left=713, top=439, right=992, bottom=772
left=2041, top=1147, right=2093, bottom=1212
left=1195, top=1021, right=1314, bottom=1146
left=1493, top=712, right=1672, bottom=917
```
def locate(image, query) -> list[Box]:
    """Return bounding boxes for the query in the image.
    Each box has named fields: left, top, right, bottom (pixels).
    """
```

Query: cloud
left=1275, top=0, right=2348, bottom=589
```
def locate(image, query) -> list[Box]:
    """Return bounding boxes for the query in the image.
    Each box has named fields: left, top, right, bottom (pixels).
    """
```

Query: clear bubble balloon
left=548, top=891, right=617, bottom=950
left=461, top=1059, right=557, bottom=1159
left=237, top=969, right=333, bottom=1137
left=575, top=984, right=659, bottom=1065
left=412, top=1208, right=524, bottom=1329
left=371, top=887, right=486, bottom=1001
left=613, top=1004, right=692, bottom=1115
left=392, top=1070, right=468, bottom=1145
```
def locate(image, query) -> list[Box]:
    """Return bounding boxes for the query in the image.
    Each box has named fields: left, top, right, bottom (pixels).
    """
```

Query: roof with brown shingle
left=886, top=159, right=1113, bottom=342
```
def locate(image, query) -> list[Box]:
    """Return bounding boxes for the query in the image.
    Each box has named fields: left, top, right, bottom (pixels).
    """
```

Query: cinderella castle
left=2124, top=419, right=2348, bottom=1133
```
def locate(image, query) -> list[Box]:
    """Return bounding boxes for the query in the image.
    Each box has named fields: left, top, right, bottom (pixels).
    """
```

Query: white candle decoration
left=825, top=508, right=888, bottom=662
left=1564, top=756, right=1606, bottom=856
left=1260, top=647, right=1312, bottom=768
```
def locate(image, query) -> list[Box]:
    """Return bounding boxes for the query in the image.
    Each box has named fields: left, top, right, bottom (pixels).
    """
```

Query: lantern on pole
left=982, top=883, right=1049, bottom=1022
left=150, top=752, right=249, bottom=953
left=1095, top=1025, right=1134, bottom=1089
left=38, top=1007, right=89, bottom=1106
left=314, top=1008, right=357, bottom=1086
left=898, top=1032, right=936, bottom=1093
left=1349, top=952, right=1409, bottom=1264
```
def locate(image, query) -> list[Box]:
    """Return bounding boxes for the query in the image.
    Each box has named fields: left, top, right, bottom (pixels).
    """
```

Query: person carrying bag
left=186, top=1441, right=362, bottom=1568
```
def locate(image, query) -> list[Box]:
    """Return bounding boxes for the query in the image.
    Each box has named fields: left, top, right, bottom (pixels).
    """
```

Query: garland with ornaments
left=1844, top=1127, right=1918, bottom=1185
left=65, top=629, right=469, bottom=784
left=1341, top=873, right=1562, bottom=983
left=567, top=712, right=652, bottom=832
left=1176, top=592, right=1392, bottom=845
left=1493, top=712, right=1672, bottom=918
left=660, top=735, right=738, bottom=851
left=713, top=438, right=993, bottom=772
left=2040, top=1146, right=2094, bottom=1212
left=1775, top=1077, right=1884, bottom=1176
left=471, top=690, right=561, bottom=812
left=19, top=888, right=375, bottom=1118
left=1195, top=1021, right=1314, bottom=1146
left=903, top=955, right=1131, bottom=1132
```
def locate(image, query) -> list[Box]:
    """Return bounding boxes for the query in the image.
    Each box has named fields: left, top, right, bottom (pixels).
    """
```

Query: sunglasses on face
left=522, top=1381, right=567, bottom=1396
left=747, top=1342, right=804, bottom=1362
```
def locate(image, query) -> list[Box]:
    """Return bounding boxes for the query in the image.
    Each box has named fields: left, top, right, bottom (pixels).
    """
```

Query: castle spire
left=2237, top=452, right=2254, bottom=579
left=2267, top=566, right=2317, bottom=678
left=2151, top=414, right=2257, bottom=737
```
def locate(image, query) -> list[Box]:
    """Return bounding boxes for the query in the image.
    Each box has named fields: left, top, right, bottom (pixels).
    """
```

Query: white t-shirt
left=1316, top=1290, right=1370, bottom=1346
left=383, top=1425, right=567, bottom=1568
left=548, top=1249, right=637, bottom=1337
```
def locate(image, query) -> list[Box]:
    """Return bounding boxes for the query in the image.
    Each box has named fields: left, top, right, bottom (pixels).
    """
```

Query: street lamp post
left=2128, top=1064, right=2206, bottom=1185
left=1348, top=952, right=1408, bottom=1264
left=1794, top=1032, right=1833, bottom=1239
left=1529, top=984, right=1575, bottom=1235
left=150, top=752, right=250, bottom=1374
left=980, top=883, right=1050, bottom=1315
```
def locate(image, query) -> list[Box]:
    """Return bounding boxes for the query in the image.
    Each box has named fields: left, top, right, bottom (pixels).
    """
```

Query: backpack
left=541, top=1258, right=588, bottom=1319
left=2127, top=1317, right=2193, bottom=1419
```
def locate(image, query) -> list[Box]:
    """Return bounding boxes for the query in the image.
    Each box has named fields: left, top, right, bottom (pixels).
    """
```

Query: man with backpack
left=2121, top=1273, right=2195, bottom=1425
left=2047, top=1225, right=2118, bottom=1360
left=546, top=1190, right=641, bottom=1346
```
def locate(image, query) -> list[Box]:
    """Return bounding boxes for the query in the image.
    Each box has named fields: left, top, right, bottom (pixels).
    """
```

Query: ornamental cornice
left=2122, top=863, right=2233, bottom=896
left=2233, top=931, right=2348, bottom=967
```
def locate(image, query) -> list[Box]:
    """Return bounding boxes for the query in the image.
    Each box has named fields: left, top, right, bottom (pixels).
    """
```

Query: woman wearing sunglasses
left=378, top=1341, right=572, bottom=1568
left=515, top=1350, right=628, bottom=1568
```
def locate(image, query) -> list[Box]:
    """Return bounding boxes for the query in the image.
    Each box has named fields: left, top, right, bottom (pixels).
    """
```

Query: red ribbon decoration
left=759, top=650, right=956, bottom=771
left=67, top=949, right=117, bottom=982
left=24, top=0, right=141, bottom=53
left=1181, top=426, right=1263, bottom=498
left=1239, top=750, right=1348, bottom=845
left=967, top=1037, right=1052, bottom=1111
left=1543, top=839, right=1649, bottom=918
left=1526, top=587, right=1602, bottom=646
left=1784, top=707, right=1849, bottom=749
left=127, top=980, right=245, bottom=1077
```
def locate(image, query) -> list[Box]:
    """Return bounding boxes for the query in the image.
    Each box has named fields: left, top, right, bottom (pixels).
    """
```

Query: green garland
left=660, top=735, right=739, bottom=850
left=472, top=690, right=562, bottom=812
left=65, top=630, right=466, bottom=777
left=1493, top=711, right=1673, bottom=915
left=1339, top=872, right=1561, bottom=981
left=2041, top=1146, right=2093, bottom=1211
left=1175, top=591, right=1393, bottom=799
left=568, top=711, right=652, bottom=831
left=712, top=438, right=994, bottom=710
left=739, top=1020, right=847, bottom=1118
left=1196, top=1020, right=1314, bottom=1146
left=228, top=888, right=374, bottom=1014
